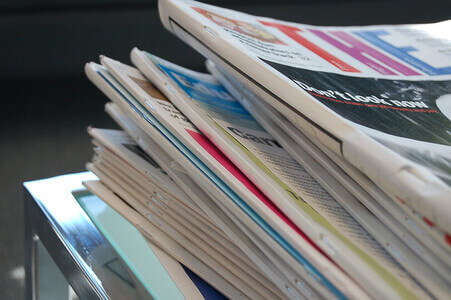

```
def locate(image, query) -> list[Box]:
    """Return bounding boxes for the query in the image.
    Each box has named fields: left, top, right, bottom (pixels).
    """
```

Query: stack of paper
left=83, top=1, right=450, bottom=298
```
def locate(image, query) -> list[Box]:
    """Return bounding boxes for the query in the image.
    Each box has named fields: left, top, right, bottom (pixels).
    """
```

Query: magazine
left=158, top=0, right=451, bottom=232
left=83, top=180, right=246, bottom=299
left=100, top=56, right=377, bottom=298
left=86, top=159, right=275, bottom=299
left=88, top=128, right=255, bottom=265
left=86, top=65, right=312, bottom=298
left=206, top=60, right=451, bottom=280
left=131, top=51, right=445, bottom=298
left=102, top=103, right=328, bottom=299
left=86, top=66, right=323, bottom=298
left=85, top=62, right=365, bottom=299
left=100, top=55, right=429, bottom=299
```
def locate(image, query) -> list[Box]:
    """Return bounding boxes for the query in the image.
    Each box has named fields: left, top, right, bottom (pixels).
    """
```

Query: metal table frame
left=24, top=172, right=149, bottom=300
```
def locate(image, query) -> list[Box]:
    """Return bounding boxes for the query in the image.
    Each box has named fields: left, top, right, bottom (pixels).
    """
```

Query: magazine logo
left=227, top=127, right=282, bottom=148
left=192, top=7, right=450, bottom=77
left=259, top=21, right=451, bottom=76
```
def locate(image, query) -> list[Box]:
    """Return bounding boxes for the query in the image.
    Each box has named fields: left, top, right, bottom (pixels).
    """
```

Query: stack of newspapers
left=83, top=0, right=451, bottom=298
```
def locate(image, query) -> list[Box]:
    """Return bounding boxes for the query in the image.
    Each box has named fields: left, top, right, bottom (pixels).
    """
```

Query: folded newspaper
left=82, top=1, right=450, bottom=299
left=158, top=0, right=451, bottom=232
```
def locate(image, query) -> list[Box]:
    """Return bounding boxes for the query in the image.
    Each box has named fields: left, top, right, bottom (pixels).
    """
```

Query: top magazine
left=158, top=0, right=451, bottom=231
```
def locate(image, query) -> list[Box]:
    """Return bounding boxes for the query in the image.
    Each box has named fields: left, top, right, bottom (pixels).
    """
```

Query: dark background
left=1, top=0, right=450, bottom=298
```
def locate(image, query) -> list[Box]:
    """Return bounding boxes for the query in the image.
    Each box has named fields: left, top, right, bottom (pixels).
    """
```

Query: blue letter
left=355, top=30, right=451, bottom=76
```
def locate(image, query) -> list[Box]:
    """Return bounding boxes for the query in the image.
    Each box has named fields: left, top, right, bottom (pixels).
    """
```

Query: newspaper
left=208, top=62, right=451, bottom=261
left=131, top=51, right=447, bottom=298
left=158, top=0, right=451, bottom=232
left=85, top=61, right=366, bottom=299
left=207, top=60, right=451, bottom=279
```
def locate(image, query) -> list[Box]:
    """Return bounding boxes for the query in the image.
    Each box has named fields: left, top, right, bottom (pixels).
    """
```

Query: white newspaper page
left=158, top=0, right=451, bottom=232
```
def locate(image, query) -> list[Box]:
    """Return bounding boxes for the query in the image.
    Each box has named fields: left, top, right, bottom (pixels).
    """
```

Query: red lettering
left=259, top=20, right=360, bottom=73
